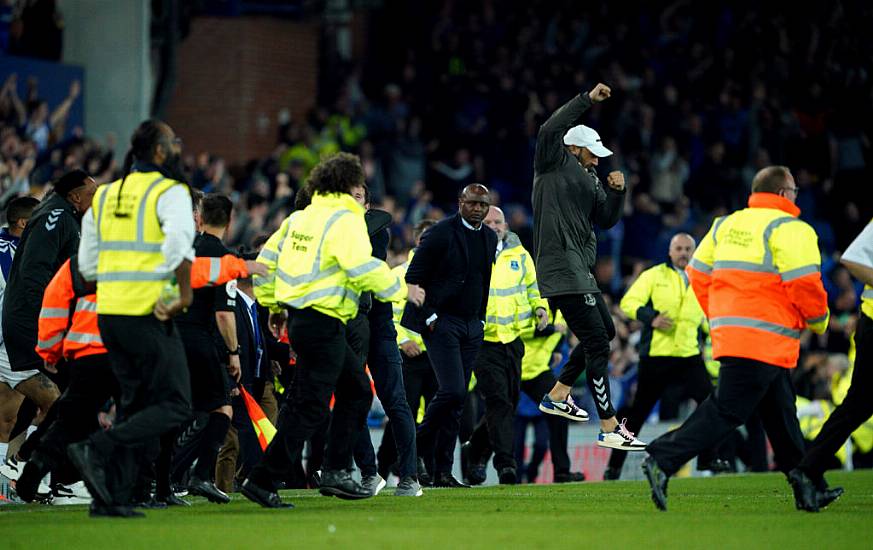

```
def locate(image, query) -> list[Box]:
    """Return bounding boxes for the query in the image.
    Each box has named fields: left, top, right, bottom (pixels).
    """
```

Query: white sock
left=0, top=442, right=7, bottom=461
left=26, top=425, right=37, bottom=438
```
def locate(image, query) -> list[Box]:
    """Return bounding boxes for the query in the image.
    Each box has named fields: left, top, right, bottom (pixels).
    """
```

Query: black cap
left=53, top=169, right=91, bottom=197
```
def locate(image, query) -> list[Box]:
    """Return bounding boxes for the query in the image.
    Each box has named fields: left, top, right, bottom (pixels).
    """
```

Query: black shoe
left=319, top=470, right=372, bottom=500
left=134, top=497, right=168, bottom=509
left=433, top=473, right=470, bottom=488
left=602, top=466, right=621, bottom=481
left=14, top=458, right=49, bottom=503
left=460, top=442, right=486, bottom=484
left=698, top=458, right=734, bottom=474
left=642, top=456, right=669, bottom=511
left=307, top=471, right=321, bottom=489
left=240, top=479, right=294, bottom=509
left=555, top=471, right=586, bottom=483
left=89, top=502, right=145, bottom=518
left=188, top=477, right=231, bottom=504
left=788, top=469, right=819, bottom=512
left=155, top=493, right=190, bottom=507
left=67, top=441, right=112, bottom=506
left=817, top=486, right=844, bottom=509
left=417, top=458, right=433, bottom=487
left=498, top=467, right=517, bottom=485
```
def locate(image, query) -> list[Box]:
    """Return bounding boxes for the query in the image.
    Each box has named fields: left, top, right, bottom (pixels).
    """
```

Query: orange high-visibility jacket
left=36, top=254, right=250, bottom=364
left=686, top=193, right=829, bottom=368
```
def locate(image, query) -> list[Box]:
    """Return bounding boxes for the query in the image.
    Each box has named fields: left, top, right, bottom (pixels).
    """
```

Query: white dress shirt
left=842, top=222, right=873, bottom=270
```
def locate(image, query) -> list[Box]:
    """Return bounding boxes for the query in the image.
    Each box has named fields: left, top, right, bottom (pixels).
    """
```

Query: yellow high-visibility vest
left=254, top=192, right=405, bottom=323
left=93, top=171, right=182, bottom=315
left=484, top=233, right=548, bottom=344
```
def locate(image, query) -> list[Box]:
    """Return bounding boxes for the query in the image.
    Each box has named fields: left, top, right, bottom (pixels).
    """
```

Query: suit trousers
left=647, top=356, right=805, bottom=476
left=417, top=315, right=483, bottom=475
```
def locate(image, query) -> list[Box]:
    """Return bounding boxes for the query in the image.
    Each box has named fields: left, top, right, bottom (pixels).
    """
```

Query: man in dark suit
left=402, top=184, right=497, bottom=488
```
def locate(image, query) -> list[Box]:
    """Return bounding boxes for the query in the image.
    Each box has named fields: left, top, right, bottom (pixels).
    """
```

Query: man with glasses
left=642, top=166, right=841, bottom=511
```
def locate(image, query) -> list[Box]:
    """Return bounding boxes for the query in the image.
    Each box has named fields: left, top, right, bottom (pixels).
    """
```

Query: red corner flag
left=240, top=385, right=276, bottom=452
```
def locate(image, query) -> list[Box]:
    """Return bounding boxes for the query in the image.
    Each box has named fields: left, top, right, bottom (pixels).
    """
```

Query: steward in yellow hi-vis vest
left=73, top=120, right=195, bottom=511
left=606, top=234, right=720, bottom=480
left=92, top=171, right=183, bottom=315
left=242, top=153, right=424, bottom=506
left=793, top=217, right=873, bottom=509
left=644, top=166, right=841, bottom=513
left=463, top=207, right=550, bottom=485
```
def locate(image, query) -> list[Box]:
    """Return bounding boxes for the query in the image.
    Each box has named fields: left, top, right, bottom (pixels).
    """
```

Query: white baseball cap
left=563, top=125, right=613, bottom=157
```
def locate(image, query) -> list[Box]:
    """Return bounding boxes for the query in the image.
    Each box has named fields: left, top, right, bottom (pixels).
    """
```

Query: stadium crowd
left=1, top=0, right=872, bottom=516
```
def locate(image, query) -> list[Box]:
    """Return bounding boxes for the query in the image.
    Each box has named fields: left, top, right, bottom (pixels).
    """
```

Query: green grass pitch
left=2, top=470, right=872, bottom=549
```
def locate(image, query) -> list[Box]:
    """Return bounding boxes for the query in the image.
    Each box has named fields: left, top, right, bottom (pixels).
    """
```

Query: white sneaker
left=51, top=481, right=92, bottom=505
left=361, top=474, right=387, bottom=496
left=0, top=456, right=23, bottom=481
left=538, top=394, right=590, bottom=422
left=597, top=419, right=647, bottom=451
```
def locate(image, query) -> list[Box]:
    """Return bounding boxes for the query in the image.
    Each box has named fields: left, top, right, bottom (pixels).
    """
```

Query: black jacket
left=531, top=93, right=625, bottom=297
left=401, top=213, right=497, bottom=334
left=2, top=192, right=81, bottom=371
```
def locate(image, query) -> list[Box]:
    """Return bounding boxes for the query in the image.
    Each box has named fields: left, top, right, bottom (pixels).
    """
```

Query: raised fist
left=588, top=83, right=611, bottom=103
left=606, top=171, right=625, bottom=191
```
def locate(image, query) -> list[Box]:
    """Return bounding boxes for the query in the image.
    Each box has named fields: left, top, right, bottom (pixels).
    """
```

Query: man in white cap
left=531, top=83, right=646, bottom=452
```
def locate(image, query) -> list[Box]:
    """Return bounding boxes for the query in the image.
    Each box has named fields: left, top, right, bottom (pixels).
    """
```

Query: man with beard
left=70, top=119, right=195, bottom=517
left=532, top=83, right=646, bottom=452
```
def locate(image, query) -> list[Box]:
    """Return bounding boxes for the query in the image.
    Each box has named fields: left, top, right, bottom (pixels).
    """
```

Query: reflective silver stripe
left=490, top=286, right=525, bottom=297
left=712, top=260, right=776, bottom=273
left=208, top=257, right=221, bottom=284
left=97, top=271, right=170, bottom=282
left=762, top=217, right=801, bottom=269
left=806, top=313, right=828, bottom=325
left=254, top=275, right=274, bottom=288
left=37, top=333, right=65, bottom=349
left=97, top=241, right=163, bottom=253
left=689, top=257, right=713, bottom=274
left=711, top=216, right=726, bottom=245
left=781, top=264, right=820, bottom=282
left=66, top=331, right=103, bottom=345
left=94, top=182, right=110, bottom=242
left=374, top=279, right=402, bottom=300
left=275, top=210, right=351, bottom=287
left=486, top=309, right=533, bottom=326
left=259, top=249, right=279, bottom=262
left=710, top=316, right=800, bottom=339
left=282, top=286, right=358, bottom=309
left=347, top=259, right=382, bottom=278
left=527, top=281, right=539, bottom=291
left=863, top=289, right=873, bottom=300
left=136, top=176, right=166, bottom=242
left=74, top=299, right=97, bottom=313
left=277, top=264, right=341, bottom=287
left=39, top=307, right=69, bottom=319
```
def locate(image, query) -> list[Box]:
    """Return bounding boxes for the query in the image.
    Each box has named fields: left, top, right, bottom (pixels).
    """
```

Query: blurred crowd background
left=2, top=0, right=872, bottom=418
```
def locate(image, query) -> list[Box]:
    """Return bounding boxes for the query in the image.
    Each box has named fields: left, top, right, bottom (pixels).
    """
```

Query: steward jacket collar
left=311, top=192, right=365, bottom=215
left=748, top=193, right=800, bottom=217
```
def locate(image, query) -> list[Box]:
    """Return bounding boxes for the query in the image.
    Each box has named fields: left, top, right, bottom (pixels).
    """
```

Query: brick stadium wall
left=164, top=16, right=319, bottom=165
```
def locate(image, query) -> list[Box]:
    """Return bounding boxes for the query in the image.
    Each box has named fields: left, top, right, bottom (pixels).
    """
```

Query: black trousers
left=647, top=356, right=805, bottom=476
left=31, top=354, right=118, bottom=474
left=800, top=312, right=873, bottom=483
left=90, top=315, right=192, bottom=506
left=248, top=308, right=372, bottom=491
left=417, top=315, right=483, bottom=475
left=549, top=293, right=617, bottom=419
left=608, top=355, right=715, bottom=472
left=467, top=339, right=524, bottom=471
left=469, top=366, right=572, bottom=474
left=377, top=351, right=437, bottom=476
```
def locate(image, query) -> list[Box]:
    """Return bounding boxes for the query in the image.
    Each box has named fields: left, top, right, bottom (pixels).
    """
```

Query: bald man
left=401, top=184, right=498, bottom=487
left=604, top=234, right=722, bottom=480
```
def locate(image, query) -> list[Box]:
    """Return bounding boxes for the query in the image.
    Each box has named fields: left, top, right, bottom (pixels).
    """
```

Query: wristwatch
left=227, top=346, right=241, bottom=356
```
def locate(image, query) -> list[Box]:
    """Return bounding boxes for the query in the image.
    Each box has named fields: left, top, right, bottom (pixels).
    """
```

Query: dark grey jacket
left=531, top=93, right=625, bottom=297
